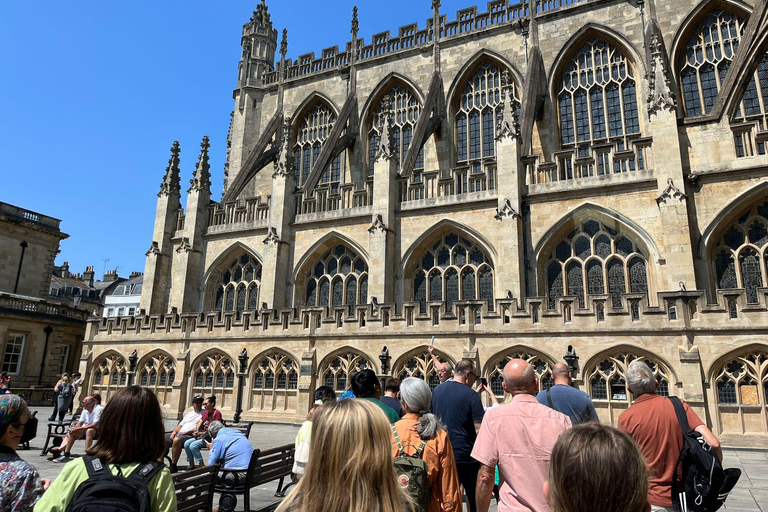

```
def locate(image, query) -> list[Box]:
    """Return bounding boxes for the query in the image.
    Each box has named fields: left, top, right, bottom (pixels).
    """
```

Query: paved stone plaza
left=18, top=407, right=768, bottom=512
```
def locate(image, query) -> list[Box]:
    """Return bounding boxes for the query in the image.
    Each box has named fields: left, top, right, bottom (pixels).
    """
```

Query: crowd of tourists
left=0, top=344, right=734, bottom=512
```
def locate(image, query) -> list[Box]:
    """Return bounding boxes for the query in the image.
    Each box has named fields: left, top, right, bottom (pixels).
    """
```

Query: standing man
left=619, top=361, right=722, bottom=512
left=351, top=369, right=400, bottom=424
left=536, top=362, right=598, bottom=425
left=165, top=395, right=204, bottom=473
left=474, top=359, right=571, bottom=512
left=380, top=378, right=405, bottom=418
left=431, top=359, right=484, bottom=512
left=428, top=345, right=454, bottom=383
left=49, top=396, right=104, bottom=462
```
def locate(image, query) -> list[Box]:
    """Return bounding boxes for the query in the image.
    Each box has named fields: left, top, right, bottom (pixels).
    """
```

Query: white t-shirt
left=177, top=410, right=203, bottom=434
left=81, top=404, right=104, bottom=425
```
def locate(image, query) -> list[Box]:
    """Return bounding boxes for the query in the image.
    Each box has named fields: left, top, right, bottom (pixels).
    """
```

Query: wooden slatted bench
left=173, top=464, right=218, bottom=512
left=215, top=443, right=295, bottom=512
left=40, top=414, right=80, bottom=456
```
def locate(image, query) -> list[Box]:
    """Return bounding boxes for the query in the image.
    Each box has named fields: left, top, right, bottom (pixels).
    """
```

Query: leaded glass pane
left=591, top=378, right=607, bottom=400
left=607, top=259, right=626, bottom=308
left=332, top=278, right=344, bottom=307
left=587, top=260, right=604, bottom=295
left=306, top=280, right=317, bottom=307
left=462, top=269, right=476, bottom=300
left=470, top=249, right=484, bottom=266
left=748, top=221, right=768, bottom=247
left=556, top=242, right=571, bottom=262
left=319, top=279, right=330, bottom=307
left=215, top=288, right=224, bottom=311
left=575, top=236, right=591, bottom=260
left=628, top=257, right=648, bottom=294
left=248, top=285, right=258, bottom=310
left=595, top=234, right=612, bottom=258
left=616, top=236, right=633, bottom=257
left=346, top=276, right=358, bottom=308
left=429, top=270, right=442, bottom=302
left=265, top=370, right=274, bottom=389
left=717, top=380, right=737, bottom=404
left=739, top=249, right=763, bottom=303
left=415, top=272, right=427, bottom=313
left=236, top=285, right=246, bottom=312
left=724, top=227, right=745, bottom=250
left=716, top=251, right=738, bottom=289
left=225, top=286, right=235, bottom=311
left=454, top=246, right=467, bottom=266
left=359, top=276, right=368, bottom=305
left=548, top=263, right=564, bottom=309
left=566, top=261, right=585, bottom=308
left=479, top=268, right=494, bottom=310
left=438, top=248, right=450, bottom=268
left=446, top=269, right=459, bottom=310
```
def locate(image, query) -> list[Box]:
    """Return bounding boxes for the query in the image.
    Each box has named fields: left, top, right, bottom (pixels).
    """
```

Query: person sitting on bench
left=48, top=396, right=103, bottom=462
left=206, top=421, right=253, bottom=487
left=165, top=395, right=204, bottom=473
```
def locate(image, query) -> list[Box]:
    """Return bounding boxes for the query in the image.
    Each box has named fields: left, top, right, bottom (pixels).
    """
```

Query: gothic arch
left=392, top=346, right=456, bottom=390
left=446, top=49, right=524, bottom=109
left=706, top=342, right=768, bottom=383
left=203, top=242, right=263, bottom=286
left=188, top=349, right=236, bottom=373
left=317, top=347, right=377, bottom=393
left=136, top=349, right=176, bottom=372
left=247, top=347, right=299, bottom=374
left=482, top=346, right=558, bottom=396
left=699, top=180, right=768, bottom=256
left=360, top=73, right=426, bottom=127
left=292, top=231, right=370, bottom=280
left=202, top=242, right=264, bottom=312
left=482, top=345, right=558, bottom=376
left=392, top=346, right=456, bottom=372
left=289, top=91, right=340, bottom=122
left=316, top=346, right=376, bottom=373
left=581, top=344, right=679, bottom=385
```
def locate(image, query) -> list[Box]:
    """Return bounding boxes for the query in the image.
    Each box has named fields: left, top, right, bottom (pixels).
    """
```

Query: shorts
left=164, top=433, right=193, bottom=448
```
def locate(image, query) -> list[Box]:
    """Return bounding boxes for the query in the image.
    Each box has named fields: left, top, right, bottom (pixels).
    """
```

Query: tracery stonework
left=85, top=0, right=768, bottom=442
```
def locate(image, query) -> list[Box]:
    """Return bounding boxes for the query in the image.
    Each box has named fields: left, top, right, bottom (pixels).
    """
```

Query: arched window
left=305, top=245, right=368, bottom=314
left=455, top=61, right=520, bottom=184
left=368, top=84, right=424, bottom=175
left=544, top=220, right=648, bottom=309
left=680, top=9, right=745, bottom=117
left=191, top=353, right=235, bottom=406
left=91, top=354, right=127, bottom=401
left=213, top=253, right=262, bottom=312
left=587, top=353, right=672, bottom=403
left=487, top=351, right=554, bottom=398
left=713, top=350, right=768, bottom=435
left=394, top=350, right=452, bottom=390
left=138, top=354, right=175, bottom=405
left=710, top=200, right=768, bottom=303
left=293, top=100, right=343, bottom=188
left=558, top=39, right=640, bottom=164
left=411, top=233, right=494, bottom=313
left=252, top=352, right=298, bottom=392
left=319, top=352, right=374, bottom=395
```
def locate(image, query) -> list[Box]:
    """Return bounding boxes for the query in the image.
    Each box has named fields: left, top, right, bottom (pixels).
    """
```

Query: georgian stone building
left=83, top=0, right=768, bottom=444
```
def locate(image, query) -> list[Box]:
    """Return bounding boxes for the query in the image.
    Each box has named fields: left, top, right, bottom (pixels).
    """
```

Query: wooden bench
left=165, top=421, right=254, bottom=465
left=215, top=443, right=295, bottom=512
left=40, top=414, right=80, bottom=456
left=173, top=464, right=218, bottom=512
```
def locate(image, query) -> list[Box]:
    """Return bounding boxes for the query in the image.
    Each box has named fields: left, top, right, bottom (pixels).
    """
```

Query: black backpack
left=392, top=426, right=431, bottom=512
left=669, top=397, right=741, bottom=512
left=65, top=456, right=165, bottom=512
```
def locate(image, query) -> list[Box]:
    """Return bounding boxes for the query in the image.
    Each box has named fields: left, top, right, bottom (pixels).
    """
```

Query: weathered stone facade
left=83, top=0, right=768, bottom=445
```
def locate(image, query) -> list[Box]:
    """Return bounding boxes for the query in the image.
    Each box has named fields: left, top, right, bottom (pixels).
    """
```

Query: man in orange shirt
left=619, top=360, right=722, bottom=512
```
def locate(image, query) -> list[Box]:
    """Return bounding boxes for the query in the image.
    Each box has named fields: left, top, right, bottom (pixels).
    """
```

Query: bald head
left=552, top=362, right=571, bottom=385
left=502, top=359, right=537, bottom=396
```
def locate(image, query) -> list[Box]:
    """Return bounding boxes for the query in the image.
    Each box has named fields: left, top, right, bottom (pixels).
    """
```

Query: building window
left=319, top=352, right=373, bottom=395
left=544, top=221, right=648, bottom=309
left=487, top=351, right=554, bottom=398
left=128, top=307, right=136, bottom=316
left=2, top=335, right=25, bottom=375
left=368, top=84, right=424, bottom=175
left=393, top=350, right=451, bottom=390
left=587, top=353, right=671, bottom=403
left=138, top=354, right=175, bottom=390
left=214, top=253, right=262, bottom=312
left=558, top=39, right=640, bottom=154
left=107, top=308, right=114, bottom=317
left=681, top=9, right=745, bottom=116
left=191, top=353, right=235, bottom=408
left=117, top=307, right=125, bottom=317
left=455, top=61, right=520, bottom=173
left=251, top=351, right=298, bottom=392
left=304, top=245, right=368, bottom=314
left=293, top=101, right=342, bottom=188
left=713, top=351, right=768, bottom=435
left=91, top=354, right=127, bottom=401
left=710, top=200, right=768, bottom=303
left=57, top=345, right=70, bottom=375
left=412, top=233, right=494, bottom=313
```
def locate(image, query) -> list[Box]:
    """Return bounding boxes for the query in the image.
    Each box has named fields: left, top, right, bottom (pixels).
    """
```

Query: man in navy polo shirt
left=536, top=362, right=598, bottom=425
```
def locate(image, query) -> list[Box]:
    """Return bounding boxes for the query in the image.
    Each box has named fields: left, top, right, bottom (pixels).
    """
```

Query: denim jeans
left=184, top=437, right=206, bottom=464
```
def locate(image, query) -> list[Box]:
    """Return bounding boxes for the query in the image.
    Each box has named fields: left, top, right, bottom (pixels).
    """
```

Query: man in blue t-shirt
left=536, top=362, right=598, bottom=425
left=431, top=359, right=484, bottom=512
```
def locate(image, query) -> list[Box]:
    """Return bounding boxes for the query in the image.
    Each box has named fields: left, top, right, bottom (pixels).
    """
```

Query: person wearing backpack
left=619, top=360, right=722, bottom=512
left=54, top=375, right=75, bottom=422
left=35, top=386, right=176, bottom=512
left=391, top=377, right=461, bottom=512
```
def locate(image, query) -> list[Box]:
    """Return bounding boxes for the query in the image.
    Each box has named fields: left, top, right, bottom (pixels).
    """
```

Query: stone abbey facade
left=82, top=0, right=768, bottom=444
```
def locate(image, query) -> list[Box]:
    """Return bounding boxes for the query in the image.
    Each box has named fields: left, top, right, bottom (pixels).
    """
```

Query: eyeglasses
left=396, top=392, right=402, bottom=400
left=468, top=372, right=479, bottom=379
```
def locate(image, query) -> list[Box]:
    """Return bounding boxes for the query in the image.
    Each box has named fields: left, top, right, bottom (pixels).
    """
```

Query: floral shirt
left=0, top=450, right=44, bottom=512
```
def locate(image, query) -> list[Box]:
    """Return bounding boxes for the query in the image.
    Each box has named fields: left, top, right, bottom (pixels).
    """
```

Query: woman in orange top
left=392, top=377, right=461, bottom=512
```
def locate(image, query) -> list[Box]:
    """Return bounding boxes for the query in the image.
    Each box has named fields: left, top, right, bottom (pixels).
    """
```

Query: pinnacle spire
left=351, top=6, right=359, bottom=37
left=189, top=136, right=211, bottom=194
left=280, top=29, right=288, bottom=60
left=251, top=0, right=271, bottom=27
left=158, top=141, right=181, bottom=197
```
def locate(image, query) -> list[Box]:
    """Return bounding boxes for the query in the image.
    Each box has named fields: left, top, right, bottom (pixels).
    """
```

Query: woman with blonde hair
left=545, top=422, right=650, bottom=512
left=393, top=377, right=461, bottom=512
left=277, top=399, right=409, bottom=512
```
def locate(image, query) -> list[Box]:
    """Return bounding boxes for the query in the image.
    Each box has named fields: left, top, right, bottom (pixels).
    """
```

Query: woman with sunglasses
left=0, top=394, right=48, bottom=511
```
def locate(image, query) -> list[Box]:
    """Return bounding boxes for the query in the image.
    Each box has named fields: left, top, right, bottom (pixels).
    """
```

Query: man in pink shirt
left=472, top=359, right=572, bottom=512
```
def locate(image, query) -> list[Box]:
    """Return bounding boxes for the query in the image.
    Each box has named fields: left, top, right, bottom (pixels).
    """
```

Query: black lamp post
left=378, top=346, right=391, bottom=392
left=128, top=350, right=138, bottom=386
left=563, top=345, right=579, bottom=378
left=38, top=326, right=53, bottom=385
left=234, top=348, right=249, bottom=423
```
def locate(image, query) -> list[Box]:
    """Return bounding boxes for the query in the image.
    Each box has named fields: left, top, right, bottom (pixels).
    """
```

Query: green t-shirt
left=364, top=397, right=400, bottom=424
left=34, top=458, right=177, bottom=512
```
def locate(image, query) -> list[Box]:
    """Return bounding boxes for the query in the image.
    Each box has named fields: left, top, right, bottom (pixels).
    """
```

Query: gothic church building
left=84, top=0, right=768, bottom=444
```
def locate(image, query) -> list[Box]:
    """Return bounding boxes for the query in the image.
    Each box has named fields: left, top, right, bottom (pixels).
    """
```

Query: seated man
left=49, top=395, right=103, bottom=462
left=206, top=421, right=254, bottom=488
left=183, top=395, right=223, bottom=469
left=165, top=395, right=204, bottom=473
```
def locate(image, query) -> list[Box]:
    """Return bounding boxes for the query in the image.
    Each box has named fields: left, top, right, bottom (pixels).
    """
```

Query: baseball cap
left=191, top=396, right=204, bottom=403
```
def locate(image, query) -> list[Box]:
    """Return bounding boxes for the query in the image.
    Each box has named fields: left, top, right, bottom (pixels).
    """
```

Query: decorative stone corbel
left=263, top=227, right=286, bottom=246
left=495, top=198, right=520, bottom=221
left=646, top=27, right=676, bottom=117
left=368, top=214, right=392, bottom=234
left=272, top=117, right=293, bottom=179
left=656, top=178, right=687, bottom=205
left=145, top=242, right=161, bottom=257
left=175, top=237, right=197, bottom=254
left=495, top=70, right=520, bottom=141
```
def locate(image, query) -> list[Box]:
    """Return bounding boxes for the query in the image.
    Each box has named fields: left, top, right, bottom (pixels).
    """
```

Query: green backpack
left=392, top=426, right=431, bottom=512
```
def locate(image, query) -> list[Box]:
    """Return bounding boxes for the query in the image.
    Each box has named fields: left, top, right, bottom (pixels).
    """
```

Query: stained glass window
left=191, top=353, right=235, bottom=406
left=588, top=354, right=672, bottom=403
left=368, top=84, right=423, bottom=174
left=304, top=245, right=367, bottom=310
left=488, top=352, right=554, bottom=398
left=137, top=354, right=174, bottom=395
left=320, top=352, right=373, bottom=396
left=213, top=254, right=262, bottom=312
left=293, top=101, right=339, bottom=187
left=548, top=263, right=564, bottom=309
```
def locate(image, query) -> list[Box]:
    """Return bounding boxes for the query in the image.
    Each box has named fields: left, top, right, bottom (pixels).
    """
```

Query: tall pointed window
left=710, top=200, right=768, bottom=303
left=680, top=9, right=745, bottom=117
left=393, top=350, right=451, bottom=390
left=305, top=245, right=368, bottom=314
left=191, top=353, right=235, bottom=409
left=544, top=220, right=648, bottom=309
left=487, top=352, right=554, bottom=398
left=587, top=353, right=672, bottom=403
left=293, top=101, right=342, bottom=188
left=412, top=233, right=494, bottom=313
left=558, top=39, right=641, bottom=163
left=91, top=354, right=127, bottom=402
left=319, top=352, right=373, bottom=395
left=368, top=84, right=424, bottom=175
left=213, top=253, right=262, bottom=312
left=713, top=351, right=768, bottom=435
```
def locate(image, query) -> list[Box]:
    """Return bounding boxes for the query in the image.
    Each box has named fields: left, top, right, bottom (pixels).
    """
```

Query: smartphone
left=430, top=336, right=435, bottom=347
left=480, top=377, right=488, bottom=387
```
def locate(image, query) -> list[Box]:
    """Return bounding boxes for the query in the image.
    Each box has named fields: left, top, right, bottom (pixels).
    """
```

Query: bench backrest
left=251, top=443, right=295, bottom=487
left=173, top=464, right=218, bottom=512
left=225, top=421, right=254, bottom=438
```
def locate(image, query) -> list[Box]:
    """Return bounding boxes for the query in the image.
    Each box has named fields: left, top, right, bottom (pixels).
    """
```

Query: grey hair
left=208, top=420, right=224, bottom=438
left=626, top=360, right=656, bottom=396
left=400, top=377, right=445, bottom=440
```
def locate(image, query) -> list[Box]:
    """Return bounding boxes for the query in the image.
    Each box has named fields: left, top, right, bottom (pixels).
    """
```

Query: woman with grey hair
left=391, top=377, right=461, bottom=512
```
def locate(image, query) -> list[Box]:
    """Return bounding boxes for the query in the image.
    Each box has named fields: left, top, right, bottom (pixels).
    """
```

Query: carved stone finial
left=263, top=226, right=284, bottom=246
left=175, top=237, right=196, bottom=254
left=368, top=214, right=391, bottom=234
left=273, top=117, right=293, bottom=178
left=222, top=112, right=235, bottom=200
left=647, top=32, right=676, bottom=117
left=189, top=136, right=212, bottom=194
left=251, top=0, right=271, bottom=27
left=280, top=29, right=288, bottom=59
left=145, top=241, right=161, bottom=257
left=351, top=6, right=359, bottom=36
left=495, top=72, right=519, bottom=141
left=656, top=178, right=687, bottom=205
left=495, top=198, right=520, bottom=221
left=432, top=0, right=441, bottom=12
left=158, top=141, right=181, bottom=197
left=375, top=97, right=396, bottom=163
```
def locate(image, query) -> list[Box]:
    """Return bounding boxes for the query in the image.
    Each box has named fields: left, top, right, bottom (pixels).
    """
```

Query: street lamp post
left=234, top=348, right=249, bottom=423
left=37, top=326, right=54, bottom=385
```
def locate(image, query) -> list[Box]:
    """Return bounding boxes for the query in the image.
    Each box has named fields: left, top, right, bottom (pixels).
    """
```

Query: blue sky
left=1, top=0, right=475, bottom=279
